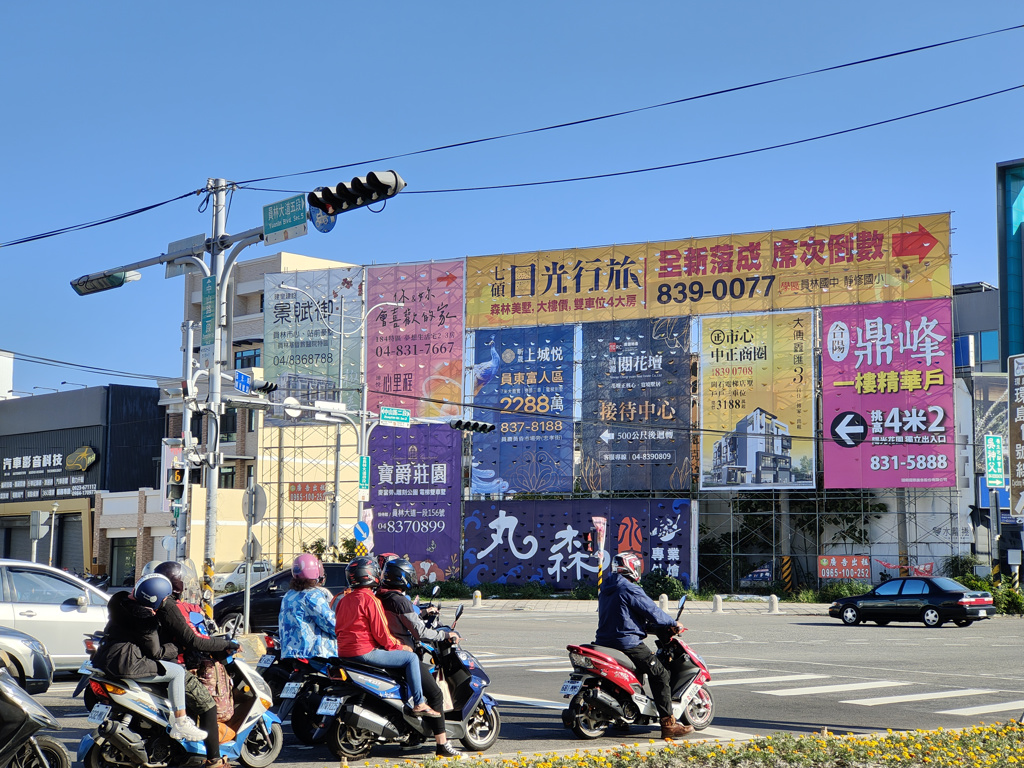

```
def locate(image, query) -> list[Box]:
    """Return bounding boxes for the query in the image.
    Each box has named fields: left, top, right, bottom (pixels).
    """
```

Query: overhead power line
left=8, top=350, right=171, bottom=381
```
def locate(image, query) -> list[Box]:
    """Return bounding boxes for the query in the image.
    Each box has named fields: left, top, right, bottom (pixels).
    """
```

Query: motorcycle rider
left=595, top=553, right=694, bottom=740
left=279, top=554, right=337, bottom=659
left=334, top=556, right=439, bottom=717
left=377, top=558, right=462, bottom=758
left=92, top=573, right=208, bottom=742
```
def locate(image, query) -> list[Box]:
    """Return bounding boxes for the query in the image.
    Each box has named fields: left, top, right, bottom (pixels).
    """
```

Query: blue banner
left=471, top=325, right=574, bottom=494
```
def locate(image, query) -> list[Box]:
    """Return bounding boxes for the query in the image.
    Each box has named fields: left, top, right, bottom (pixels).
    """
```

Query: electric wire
left=7, top=350, right=172, bottom=381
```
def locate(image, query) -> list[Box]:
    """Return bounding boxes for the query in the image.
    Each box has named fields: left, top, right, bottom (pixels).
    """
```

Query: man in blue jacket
left=595, top=552, right=694, bottom=739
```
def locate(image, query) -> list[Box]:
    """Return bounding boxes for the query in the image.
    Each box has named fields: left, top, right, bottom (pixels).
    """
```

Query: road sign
left=243, top=484, right=268, bottom=525
left=199, top=275, right=216, bottom=370
left=234, top=371, right=252, bottom=395
left=830, top=411, right=867, bottom=448
left=985, top=434, right=1005, bottom=489
left=354, top=521, right=370, bottom=542
left=263, top=194, right=308, bottom=246
left=308, top=192, right=337, bottom=233
left=164, top=233, right=206, bottom=278
left=379, top=406, right=411, bottom=428
left=358, top=455, right=370, bottom=502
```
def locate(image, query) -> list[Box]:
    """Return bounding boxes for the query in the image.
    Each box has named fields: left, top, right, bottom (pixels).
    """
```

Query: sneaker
left=169, top=715, right=208, bottom=742
left=411, top=703, right=441, bottom=717
left=436, top=742, right=463, bottom=759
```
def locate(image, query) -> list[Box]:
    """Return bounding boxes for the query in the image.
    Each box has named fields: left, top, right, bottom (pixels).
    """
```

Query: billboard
left=366, top=261, right=464, bottom=418
left=822, top=298, right=956, bottom=488
left=462, top=498, right=693, bottom=586
left=699, top=311, right=815, bottom=489
left=465, top=215, right=951, bottom=328
left=1009, top=356, right=1024, bottom=518
left=580, top=317, right=691, bottom=492
left=972, top=373, right=1008, bottom=475
left=470, top=325, right=574, bottom=494
left=263, top=268, right=364, bottom=426
left=368, top=424, right=462, bottom=581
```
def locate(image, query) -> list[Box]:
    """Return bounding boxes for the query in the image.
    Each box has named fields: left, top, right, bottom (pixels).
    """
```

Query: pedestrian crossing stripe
left=845, top=689, right=996, bottom=706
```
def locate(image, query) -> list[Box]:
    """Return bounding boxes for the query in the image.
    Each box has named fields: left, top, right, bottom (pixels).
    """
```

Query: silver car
left=0, top=624, right=54, bottom=693
left=0, top=559, right=109, bottom=672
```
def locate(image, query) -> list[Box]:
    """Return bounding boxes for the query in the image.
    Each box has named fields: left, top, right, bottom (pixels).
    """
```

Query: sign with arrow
left=830, top=412, right=867, bottom=448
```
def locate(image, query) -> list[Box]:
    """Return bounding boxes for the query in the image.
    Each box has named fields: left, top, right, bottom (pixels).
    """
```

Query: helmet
left=134, top=573, right=173, bottom=608
left=154, top=561, right=184, bottom=596
left=380, top=558, right=416, bottom=590
left=292, top=553, right=321, bottom=581
left=376, top=552, right=399, bottom=570
left=346, top=556, right=380, bottom=588
left=317, top=561, right=326, bottom=585
left=612, top=552, right=643, bottom=582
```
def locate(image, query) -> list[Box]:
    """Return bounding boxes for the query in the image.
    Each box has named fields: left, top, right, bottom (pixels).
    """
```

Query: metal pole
left=358, top=269, right=369, bottom=554
left=329, top=297, right=344, bottom=550
left=47, top=504, right=58, bottom=567
left=178, top=320, right=194, bottom=560
left=243, top=483, right=253, bottom=634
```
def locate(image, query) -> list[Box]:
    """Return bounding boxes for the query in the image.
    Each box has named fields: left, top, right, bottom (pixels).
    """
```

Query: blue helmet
left=133, top=573, right=173, bottom=608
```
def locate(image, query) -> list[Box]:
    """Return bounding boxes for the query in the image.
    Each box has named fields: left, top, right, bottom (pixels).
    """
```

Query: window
left=874, top=580, right=902, bottom=596
left=219, top=466, right=236, bottom=489
left=900, top=580, right=928, bottom=595
left=247, top=409, right=257, bottom=432
left=979, top=330, right=999, bottom=363
left=9, top=568, right=85, bottom=605
left=259, top=293, right=264, bottom=313
left=235, top=348, right=261, bottom=369
left=191, top=416, right=203, bottom=441
left=220, top=408, right=237, bottom=443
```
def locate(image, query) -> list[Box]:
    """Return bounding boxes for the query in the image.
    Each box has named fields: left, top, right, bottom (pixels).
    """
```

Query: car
left=0, top=559, right=110, bottom=671
left=828, top=576, right=994, bottom=628
left=212, top=560, right=274, bottom=592
left=0, top=625, right=54, bottom=694
left=213, top=562, right=349, bottom=635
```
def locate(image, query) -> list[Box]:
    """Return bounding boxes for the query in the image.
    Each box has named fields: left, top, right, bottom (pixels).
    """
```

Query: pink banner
left=366, top=261, right=464, bottom=418
left=822, top=298, right=955, bottom=488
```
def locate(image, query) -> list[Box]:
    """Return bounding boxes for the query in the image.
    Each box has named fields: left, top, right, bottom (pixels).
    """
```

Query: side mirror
left=77, top=595, right=88, bottom=608
left=431, top=585, right=440, bottom=597
left=678, top=595, right=687, bottom=609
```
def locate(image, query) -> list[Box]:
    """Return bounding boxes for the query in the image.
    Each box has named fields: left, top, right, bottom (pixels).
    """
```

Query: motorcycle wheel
left=460, top=702, right=501, bottom=752
left=326, top=720, right=376, bottom=760
left=26, top=736, right=72, bottom=768
left=290, top=698, right=329, bottom=745
left=567, top=693, right=609, bottom=740
left=239, top=721, right=283, bottom=768
left=681, top=686, right=714, bottom=730
left=84, top=743, right=115, bottom=768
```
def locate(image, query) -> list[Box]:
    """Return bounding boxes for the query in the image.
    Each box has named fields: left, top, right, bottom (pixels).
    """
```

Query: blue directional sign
left=354, top=521, right=370, bottom=542
left=309, top=191, right=337, bottom=234
left=234, top=371, right=252, bottom=395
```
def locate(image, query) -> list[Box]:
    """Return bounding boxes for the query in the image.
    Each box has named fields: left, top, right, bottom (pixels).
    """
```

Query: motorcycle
left=75, top=646, right=283, bottom=768
left=305, top=603, right=500, bottom=759
left=560, top=595, right=714, bottom=739
left=0, top=668, right=71, bottom=768
left=269, top=655, right=340, bottom=746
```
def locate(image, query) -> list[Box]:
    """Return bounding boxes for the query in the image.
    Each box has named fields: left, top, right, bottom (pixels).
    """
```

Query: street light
left=7, top=390, right=32, bottom=397
left=33, top=386, right=58, bottom=393
left=61, top=381, right=87, bottom=388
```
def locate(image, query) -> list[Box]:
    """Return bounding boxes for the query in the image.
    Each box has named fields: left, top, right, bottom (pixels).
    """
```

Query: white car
left=212, top=560, right=273, bottom=592
left=0, top=559, right=109, bottom=671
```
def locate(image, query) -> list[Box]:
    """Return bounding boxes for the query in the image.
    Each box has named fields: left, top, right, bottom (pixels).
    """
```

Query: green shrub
left=955, top=573, right=993, bottom=592
left=940, top=553, right=980, bottom=580
left=426, top=580, right=473, bottom=600
left=816, top=580, right=872, bottom=602
left=639, top=570, right=685, bottom=600
left=992, top=585, right=1024, bottom=615
left=569, top=580, right=598, bottom=600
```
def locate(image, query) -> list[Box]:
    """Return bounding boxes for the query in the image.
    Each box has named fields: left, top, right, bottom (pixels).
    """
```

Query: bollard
left=712, top=595, right=724, bottom=614
left=768, top=594, right=781, bottom=614
left=473, top=590, right=482, bottom=608
left=658, top=594, right=668, bottom=612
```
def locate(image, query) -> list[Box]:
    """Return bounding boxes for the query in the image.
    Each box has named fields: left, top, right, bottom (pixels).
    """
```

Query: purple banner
left=368, top=424, right=461, bottom=582
left=462, top=499, right=692, bottom=587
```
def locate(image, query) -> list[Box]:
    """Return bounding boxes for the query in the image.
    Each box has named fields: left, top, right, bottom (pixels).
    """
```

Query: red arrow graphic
left=436, top=272, right=458, bottom=286
left=891, top=224, right=937, bottom=263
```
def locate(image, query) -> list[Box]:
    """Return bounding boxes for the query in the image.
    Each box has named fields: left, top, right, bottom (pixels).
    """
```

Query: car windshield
left=215, top=562, right=240, bottom=574
left=931, top=577, right=969, bottom=592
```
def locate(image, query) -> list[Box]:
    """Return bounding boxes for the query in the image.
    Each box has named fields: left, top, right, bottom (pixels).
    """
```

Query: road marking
left=46, top=685, right=79, bottom=693
left=490, top=693, right=565, bottom=710
left=937, top=699, right=1024, bottom=716
left=710, top=674, right=828, bottom=687
left=756, top=681, right=908, bottom=697
left=708, top=667, right=758, bottom=674
left=486, top=656, right=565, bottom=666
left=528, top=666, right=572, bottom=673
left=844, top=689, right=996, bottom=706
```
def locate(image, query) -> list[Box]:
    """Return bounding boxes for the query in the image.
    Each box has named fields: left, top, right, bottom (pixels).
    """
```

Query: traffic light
left=252, top=379, right=278, bottom=395
left=308, top=171, right=407, bottom=216
left=449, top=419, right=496, bottom=433
left=166, top=467, right=185, bottom=501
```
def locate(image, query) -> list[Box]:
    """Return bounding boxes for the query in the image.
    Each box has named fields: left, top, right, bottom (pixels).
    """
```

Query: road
left=39, top=607, right=1024, bottom=764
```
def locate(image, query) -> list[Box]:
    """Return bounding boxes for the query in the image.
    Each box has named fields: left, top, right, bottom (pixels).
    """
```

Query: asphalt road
left=38, top=607, right=1024, bottom=764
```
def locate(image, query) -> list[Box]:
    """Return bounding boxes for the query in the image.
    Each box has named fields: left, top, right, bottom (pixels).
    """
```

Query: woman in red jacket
left=334, top=556, right=438, bottom=717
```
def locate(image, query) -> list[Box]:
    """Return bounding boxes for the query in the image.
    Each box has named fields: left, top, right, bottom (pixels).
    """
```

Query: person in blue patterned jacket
left=278, top=554, right=337, bottom=659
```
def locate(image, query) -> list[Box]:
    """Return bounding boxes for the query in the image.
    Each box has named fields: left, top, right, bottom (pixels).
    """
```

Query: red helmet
left=613, top=552, right=643, bottom=582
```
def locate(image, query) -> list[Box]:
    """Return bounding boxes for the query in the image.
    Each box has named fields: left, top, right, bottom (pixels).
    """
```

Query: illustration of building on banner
left=710, top=408, right=794, bottom=485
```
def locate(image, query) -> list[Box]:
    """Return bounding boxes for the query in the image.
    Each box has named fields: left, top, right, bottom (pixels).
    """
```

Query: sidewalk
left=457, top=597, right=832, bottom=616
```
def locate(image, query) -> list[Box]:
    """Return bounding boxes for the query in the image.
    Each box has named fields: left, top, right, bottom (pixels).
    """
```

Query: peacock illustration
left=472, top=336, right=501, bottom=396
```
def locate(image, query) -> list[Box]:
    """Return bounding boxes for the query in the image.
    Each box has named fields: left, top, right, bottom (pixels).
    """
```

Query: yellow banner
left=465, top=214, right=950, bottom=328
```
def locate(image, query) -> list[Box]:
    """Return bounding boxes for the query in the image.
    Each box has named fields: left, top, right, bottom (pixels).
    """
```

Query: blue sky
left=2, top=3, right=1022, bottom=394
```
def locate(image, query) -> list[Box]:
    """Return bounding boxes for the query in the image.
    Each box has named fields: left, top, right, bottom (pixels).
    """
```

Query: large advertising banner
left=470, top=325, right=574, bottom=494
left=462, top=498, right=693, bottom=587
left=263, top=268, right=364, bottom=426
left=366, top=261, right=464, bottom=418
left=1008, top=356, right=1024, bottom=518
left=368, top=424, right=462, bottom=581
left=580, top=317, right=691, bottom=492
left=822, top=298, right=956, bottom=488
left=699, top=311, right=815, bottom=489
left=465, top=215, right=950, bottom=328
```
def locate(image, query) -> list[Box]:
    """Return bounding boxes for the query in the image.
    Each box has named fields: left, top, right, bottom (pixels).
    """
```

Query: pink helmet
left=292, top=553, right=321, bottom=580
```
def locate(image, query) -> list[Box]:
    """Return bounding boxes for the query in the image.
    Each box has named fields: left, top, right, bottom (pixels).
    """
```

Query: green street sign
left=358, top=455, right=370, bottom=502
left=263, top=194, right=308, bottom=246
left=985, top=434, right=1004, bottom=488
left=379, top=406, right=411, bottom=429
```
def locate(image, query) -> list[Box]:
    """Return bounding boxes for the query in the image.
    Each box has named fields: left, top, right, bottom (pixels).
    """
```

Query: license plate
left=88, top=704, right=112, bottom=725
left=560, top=679, right=582, bottom=697
left=280, top=682, right=302, bottom=699
left=979, top=610, right=987, bottom=617
left=257, top=654, right=275, bottom=669
left=317, top=696, right=343, bottom=716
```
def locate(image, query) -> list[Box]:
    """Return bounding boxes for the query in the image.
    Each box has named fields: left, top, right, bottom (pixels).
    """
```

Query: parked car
left=212, top=559, right=274, bottom=592
left=0, top=625, right=54, bottom=694
left=213, top=562, right=348, bottom=634
left=828, top=576, right=994, bottom=628
left=0, top=560, right=110, bottom=671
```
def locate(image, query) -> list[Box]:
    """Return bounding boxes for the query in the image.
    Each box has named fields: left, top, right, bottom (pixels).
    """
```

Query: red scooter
left=560, top=596, right=714, bottom=739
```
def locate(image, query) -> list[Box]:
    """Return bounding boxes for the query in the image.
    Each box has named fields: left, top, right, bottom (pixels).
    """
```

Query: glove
left=447, top=631, right=461, bottom=644
left=225, top=640, right=241, bottom=653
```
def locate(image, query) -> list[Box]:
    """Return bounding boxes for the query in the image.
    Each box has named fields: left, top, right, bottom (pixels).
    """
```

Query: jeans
left=136, top=661, right=188, bottom=712
left=348, top=648, right=426, bottom=706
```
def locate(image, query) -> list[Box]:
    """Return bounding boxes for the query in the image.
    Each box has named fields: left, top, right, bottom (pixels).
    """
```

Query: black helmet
left=154, top=561, right=184, bottom=597
left=380, top=558, right=416, bottom=590
left=376, top=552, right=399, bottom=570
left=346, top=556, right=380, bottom=588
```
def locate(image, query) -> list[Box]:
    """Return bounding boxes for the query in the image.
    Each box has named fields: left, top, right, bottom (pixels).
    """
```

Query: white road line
left=486, top=656, right=565, bottom=666
left=707, top=667, right=758, bottom=674
left=46, top=685, right=79, bottom=692
left=528, top=667, right=572, bottom=673
left=844, top=689, right=997, bottom=706
left=937, top=699, right=1024, bottom=716
left=710, top=674, right=828, bottom=687
left=489, top=693, right=565, bottom=710
left=756, top=681, right=908, bottom=697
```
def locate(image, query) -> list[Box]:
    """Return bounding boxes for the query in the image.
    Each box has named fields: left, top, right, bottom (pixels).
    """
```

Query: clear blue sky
left=2, top=2, right=1022, bottom=394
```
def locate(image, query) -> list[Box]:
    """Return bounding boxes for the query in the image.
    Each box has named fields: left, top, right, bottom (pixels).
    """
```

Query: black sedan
left=213, top=563, right=349, bottom=634
left=828, top=576, right=993, bottom=628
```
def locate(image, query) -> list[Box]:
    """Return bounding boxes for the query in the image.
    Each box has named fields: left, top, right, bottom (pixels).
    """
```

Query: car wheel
left=225, top=581, right=238, bottom=592
left=954, top=619, right=974, bottom=627
left=875, top=620, right=890, bottom=626
left=921, top=607, right=944, bottom=628
left=219, top=611, right=243, bottom=635
left=840, top=606, right=860, bottom=626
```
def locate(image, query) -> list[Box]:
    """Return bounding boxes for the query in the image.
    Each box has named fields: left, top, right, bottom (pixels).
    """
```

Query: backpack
left=197, top=659, right=235, bottom=723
